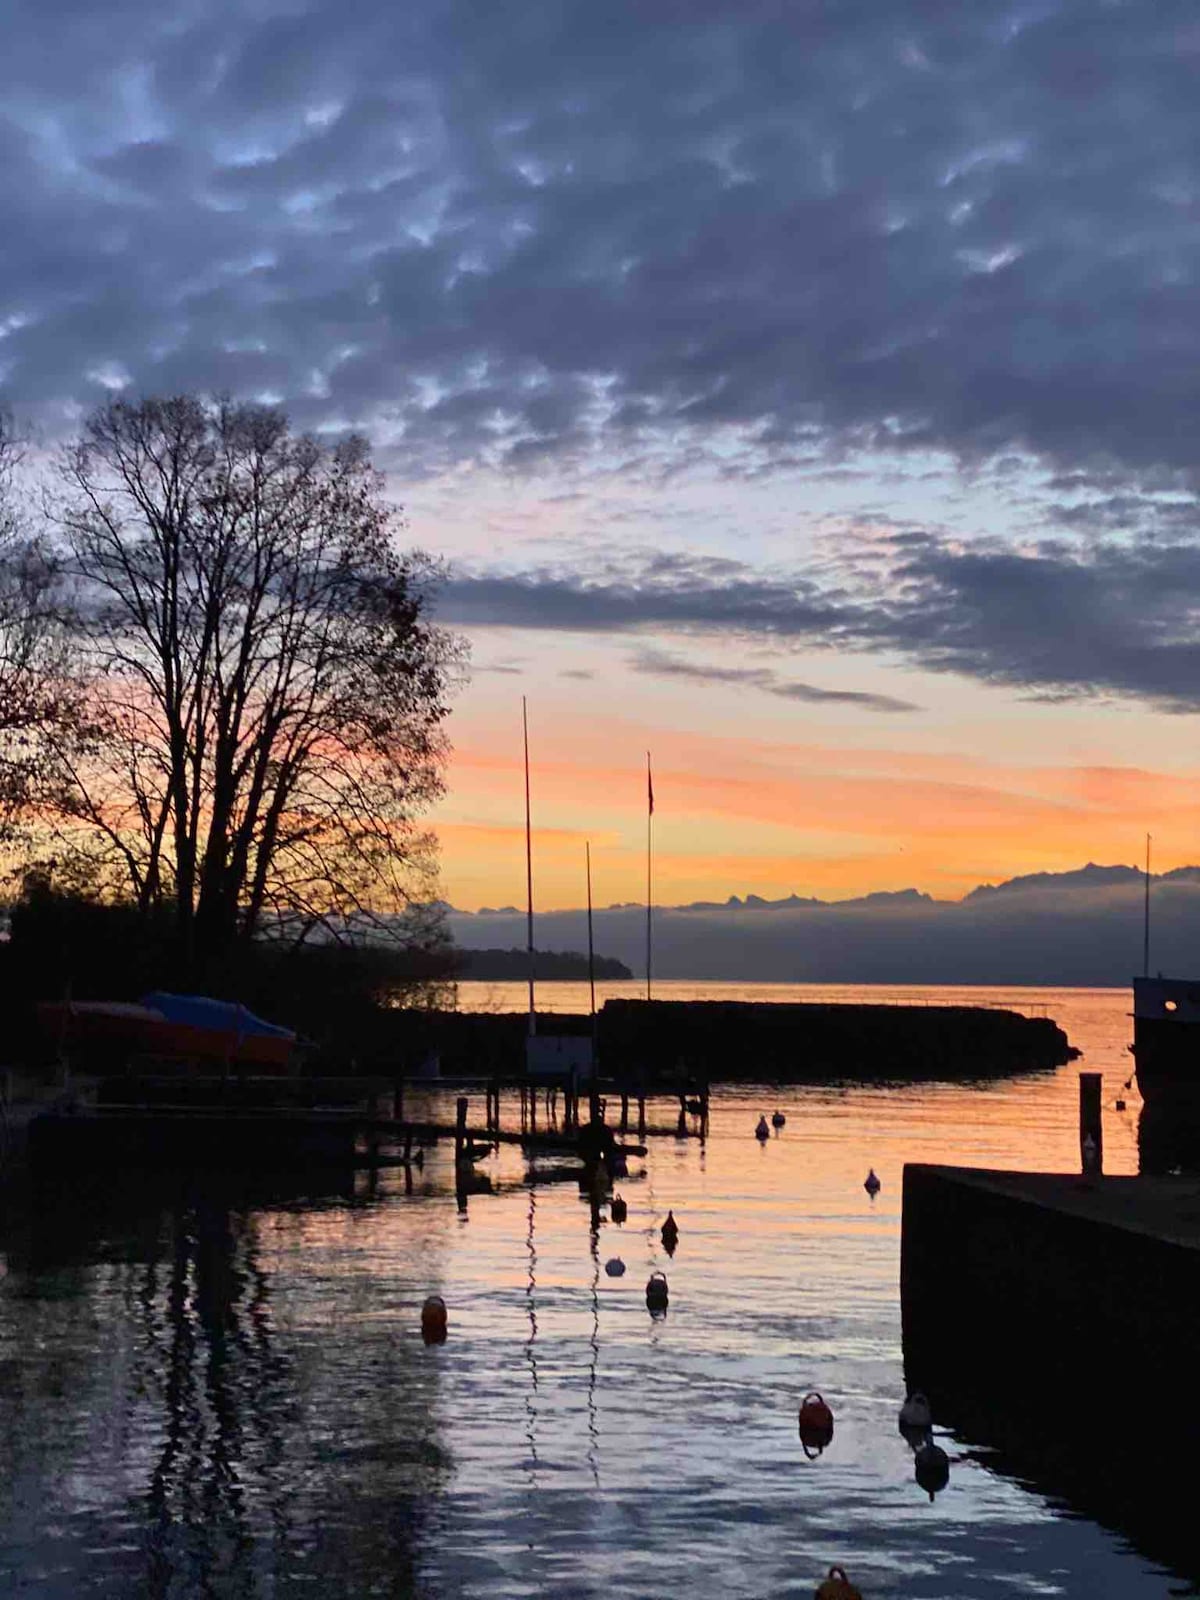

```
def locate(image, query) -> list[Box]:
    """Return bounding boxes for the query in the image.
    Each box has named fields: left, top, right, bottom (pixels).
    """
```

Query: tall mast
left=524, top=696, right=536, bottom=1037
left=1143, top=831, right=1152, bottom=979
left=586, top=840, right=596, bottom=1022
left=646, top=750, right=653, bottom=1003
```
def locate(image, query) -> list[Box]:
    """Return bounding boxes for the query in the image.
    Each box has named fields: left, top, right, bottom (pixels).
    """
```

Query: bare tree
left=0, top=413, right=69, bottom=837
left=36, top=395, right=463, bottom=972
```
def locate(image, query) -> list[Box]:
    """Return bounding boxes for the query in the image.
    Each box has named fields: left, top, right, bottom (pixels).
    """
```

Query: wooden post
left=456, top=1096, right=468, bottom=1165
left=1079, top=1072, right=1103, bottom=1175
left=620, top=1092, right=629, bottom=1131
left=637, top=1095, right=646, bottom=1138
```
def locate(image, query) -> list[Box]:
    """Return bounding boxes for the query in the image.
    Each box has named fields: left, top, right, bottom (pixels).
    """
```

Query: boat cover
left=139, top=992, right=295, bottom=1041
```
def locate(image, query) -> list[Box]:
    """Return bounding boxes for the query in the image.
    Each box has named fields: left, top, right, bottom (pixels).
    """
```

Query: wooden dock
left=26, top=1072, right=687, bottom=1173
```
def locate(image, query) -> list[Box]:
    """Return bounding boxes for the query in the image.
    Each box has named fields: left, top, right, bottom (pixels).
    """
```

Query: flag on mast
left=648, top=758, right=654, bottom=815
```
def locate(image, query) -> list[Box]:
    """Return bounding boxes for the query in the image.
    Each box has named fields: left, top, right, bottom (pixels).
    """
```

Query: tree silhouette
left=30, top=395, right=463, bottom=974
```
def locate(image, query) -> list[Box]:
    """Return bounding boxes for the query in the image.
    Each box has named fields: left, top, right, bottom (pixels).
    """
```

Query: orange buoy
left=645, top=1270, right=669, bottom=1313
left=421, top=1294, right=448, bottom=1344
left=814, top=1566, right=863, bottom=1599
left=798, top=1391, right=835, bottom=1455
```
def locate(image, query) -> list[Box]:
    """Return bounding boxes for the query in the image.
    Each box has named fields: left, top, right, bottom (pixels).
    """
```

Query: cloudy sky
left=7, top=0, right=1200, bottom=910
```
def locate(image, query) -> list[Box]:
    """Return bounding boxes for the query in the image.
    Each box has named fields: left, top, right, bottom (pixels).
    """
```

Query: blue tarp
left=140, top=992, right=295, bottom=1040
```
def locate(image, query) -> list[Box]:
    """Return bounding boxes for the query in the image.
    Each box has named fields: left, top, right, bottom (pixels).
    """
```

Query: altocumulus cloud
left=7, top=0, right=1200, bottom=710
left=3, top=0, right=1200, bottom=484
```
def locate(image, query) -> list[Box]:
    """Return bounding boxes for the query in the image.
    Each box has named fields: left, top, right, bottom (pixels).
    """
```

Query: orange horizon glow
left=433, top=735, right=1200, bottom=912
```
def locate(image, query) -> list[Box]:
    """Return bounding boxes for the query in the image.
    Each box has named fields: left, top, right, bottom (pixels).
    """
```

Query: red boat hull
left=38, top=1002, right=295, bottom=1070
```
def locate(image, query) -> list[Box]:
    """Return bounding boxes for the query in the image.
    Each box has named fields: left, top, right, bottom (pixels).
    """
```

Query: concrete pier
left=902, top=1163, right=1200, bottom=1579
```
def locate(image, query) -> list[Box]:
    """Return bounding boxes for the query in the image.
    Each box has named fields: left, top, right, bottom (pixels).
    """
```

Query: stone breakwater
left=379, top=998, right=1074, bottom=1082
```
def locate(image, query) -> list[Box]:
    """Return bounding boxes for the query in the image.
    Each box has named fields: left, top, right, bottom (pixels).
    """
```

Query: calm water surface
left=0, top=984, right=1179, bottom=1599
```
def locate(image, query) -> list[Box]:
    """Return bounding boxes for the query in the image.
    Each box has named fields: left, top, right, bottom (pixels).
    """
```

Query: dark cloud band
left=437, top=530, right=1200, bottom=712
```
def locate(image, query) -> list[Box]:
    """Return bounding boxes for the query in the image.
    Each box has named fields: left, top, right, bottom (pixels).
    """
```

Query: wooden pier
left=26, top=1071, right=702, bottom=1174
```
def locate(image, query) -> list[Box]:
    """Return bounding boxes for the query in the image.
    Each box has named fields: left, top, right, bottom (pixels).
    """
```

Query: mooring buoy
left=898, top=1391, right=932, bottom=1443
left=798, top=1391, right=835, bottom=1455
left=645, top=1270, right=669, bottom=1313
left=814, top=1567, right=863, bottom=1600
left=421, top=1294, right=448, bottom=1344
left=914, top=1439, right=950, bottom=1500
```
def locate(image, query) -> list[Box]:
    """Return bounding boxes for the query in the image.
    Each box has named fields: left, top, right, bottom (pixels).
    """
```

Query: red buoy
left=421, top=1294, right=448, bottom=1344
left=798, top=1391, right=835, bottom=1455
left=814, top=1567, right=863, bottom=1600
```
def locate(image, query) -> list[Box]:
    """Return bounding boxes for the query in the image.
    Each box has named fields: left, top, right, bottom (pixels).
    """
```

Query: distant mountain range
left=448, top=863, right=1200, bottom=986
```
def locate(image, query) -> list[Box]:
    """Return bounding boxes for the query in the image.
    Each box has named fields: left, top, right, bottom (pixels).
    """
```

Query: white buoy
left=899, top=1391, right=932, bottom=1434
left=604, top=1257, right=626, bottom=1277
left=864, top=1168, right=881, bottom=1196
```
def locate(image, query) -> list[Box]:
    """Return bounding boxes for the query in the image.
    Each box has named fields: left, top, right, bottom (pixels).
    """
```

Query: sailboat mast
left=646, top=750, right=653, bottom=1003
left=524, top=696, right=536, bottom=1037
left=586, top=840, right=596, bottom=1021
left=1143, top=831, right=1152, bottom=979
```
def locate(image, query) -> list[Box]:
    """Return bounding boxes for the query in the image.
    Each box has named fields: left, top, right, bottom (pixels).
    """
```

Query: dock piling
left=1079, top=1072, right=1103, bottom=1175
left=455, top=1096, right=468, bottom=1165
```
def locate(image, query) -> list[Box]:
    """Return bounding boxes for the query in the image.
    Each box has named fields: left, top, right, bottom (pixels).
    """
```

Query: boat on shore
left=37, top=991, right=297, bottom=1072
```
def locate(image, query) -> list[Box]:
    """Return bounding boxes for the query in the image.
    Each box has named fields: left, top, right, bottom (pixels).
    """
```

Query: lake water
left=0, top=983, right=1181, bottom=1599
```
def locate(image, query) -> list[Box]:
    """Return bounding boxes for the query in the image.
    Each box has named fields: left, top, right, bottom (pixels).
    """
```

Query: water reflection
left=0, top=1170, right=447, bottom=1598
left=523, top=1183, right=540, bottom=1484
left=3, top=993, right=1192, bottom=1600
left=586, top=1219, right=600, bottom=1489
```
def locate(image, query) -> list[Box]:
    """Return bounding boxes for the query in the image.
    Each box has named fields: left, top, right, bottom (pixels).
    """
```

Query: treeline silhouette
left=454, top=948, right=631, bottom=980
left=2, top=880, right=456, bottom=1071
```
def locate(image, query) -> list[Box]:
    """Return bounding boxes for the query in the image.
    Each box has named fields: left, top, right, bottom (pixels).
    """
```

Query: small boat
left=38, top=990, right=297, bottom=1070
left=1131, top=976, right=1200, bottom=1103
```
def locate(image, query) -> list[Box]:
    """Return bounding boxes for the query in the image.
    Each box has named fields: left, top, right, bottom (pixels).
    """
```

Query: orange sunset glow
left=431, top=666, right=1200, bottom=911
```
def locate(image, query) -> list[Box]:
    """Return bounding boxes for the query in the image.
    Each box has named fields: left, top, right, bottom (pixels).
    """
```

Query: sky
left=6, top=0, right=1200, bottom=912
